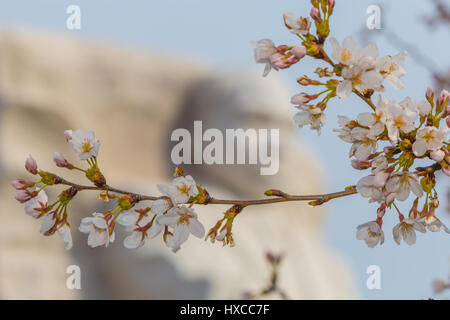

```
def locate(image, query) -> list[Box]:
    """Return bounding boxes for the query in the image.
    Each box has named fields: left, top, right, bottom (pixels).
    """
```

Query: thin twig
left=56, top=175, right=357, bottom=208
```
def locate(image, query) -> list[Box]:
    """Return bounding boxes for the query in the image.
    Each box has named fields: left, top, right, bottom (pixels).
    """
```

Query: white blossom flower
left=79, top=213, right=115, bottom=248
left=398, top=97, right=432, bottom=118
left=412, top=126, right=449, bottom=157
left=385, top=173, right=423, bottom=201
left=283, top=13, right=311, bottom=35
left=385, top=102, right=418, bottom=144
left=151, top=198, right=172, bottom=215
left=252, top=39, right=278, bottom=77
left=24, top=189, right=48, bottom=218
left=337, top=59, right=383, bottom=98
left=356, top=112, right=385, bottom=139
left=293, top=105, right=326, bottom=134
left=68, top=129, right=100, bottom=160
left=349, top=127, right=378, bottom=160
left=330, top=36, right=378, bottom=66
left=371, top=156, right=388, bottom=173
left=356, top=221, right=384, bottom=248
left=120, top=201, right=170, bottom=249
left=416, top=100, right=432, bottom=117
left=376, top=51, right=407, bottom=89
left=392, top=218, right=426, bottom=245
left=157, top=175, right=198, bottom=205
left=157, top=206, right=205, bottom=250
left=40, top=211, right=57, bottom=235
left=333, top=115, right=355, bottom=143
left=423, top=216, right=450, bottom=234
left=117, top=210, right=140, bottom=227
left=356, top=175, right=385, bottom=203
left=123, top=213, right=154, bottom=249
left=57, top=224, right=73, bottom=250
left=165, top=233, right=181, bottom=253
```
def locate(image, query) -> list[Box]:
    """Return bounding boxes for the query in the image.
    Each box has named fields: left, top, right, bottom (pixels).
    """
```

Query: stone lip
left=0, top=28, right=356, bottom=299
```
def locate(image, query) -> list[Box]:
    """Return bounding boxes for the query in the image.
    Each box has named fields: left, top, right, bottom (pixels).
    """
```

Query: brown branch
left=353, top=89, right=377, bottom=111
left=55, top=174, right=357, bottom=208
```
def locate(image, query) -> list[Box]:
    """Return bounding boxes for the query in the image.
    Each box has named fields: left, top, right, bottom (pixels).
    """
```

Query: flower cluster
left=253, top=0, right=450, bottom=247
left=12, top=129, right=221, bottom=252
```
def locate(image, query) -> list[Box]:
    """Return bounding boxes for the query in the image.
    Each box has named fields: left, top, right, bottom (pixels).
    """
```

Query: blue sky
left=1, top=0, right=449, bottom=299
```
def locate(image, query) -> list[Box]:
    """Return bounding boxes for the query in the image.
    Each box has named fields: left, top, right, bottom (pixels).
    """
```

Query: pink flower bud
left=53, top=152, right=69, bottom=167
left=426, top=87, right=434, bottom=99
left=437, top=90, right=449, bottom=106
left=64, top=130, right=73, bottom=142
left=25, top=155, right=38, bottom=175
left=430, top=149, right=445, bottom=162
left=15, top=190, right=32, bottom=203
left=287, top=57, right=299, bottom=64
left=276, top=45, right=289, bottom=53
left=270, top=53, right=289, bottom=69
left=292, top=45, right=307, bottom=59
left=310, top=8, right=322, bottom=22
left=377, top=202, right=386, bottom=217
left=351, top=160, right=371, bottom=170
left=11, top=179, right=34, bottom=190
left=446, top=116, right=450, bottom=128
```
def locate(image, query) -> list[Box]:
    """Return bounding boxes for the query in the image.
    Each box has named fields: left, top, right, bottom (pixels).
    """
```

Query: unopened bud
left=351, top=160, right=371, bottom=170
left=310, top=7, right=322, bottom=22
left=14, top=189, right=34, bottom=203
left=297, top=75, right=322, bottom=86
left=292, top=45, right=307, bottom=59
left=430, top=149, right=445, bottom=162
left=53, top=152, right=73, bottom=169
left=64, top=130, right=73, bottom=142
left=426, top=87, right=434, bottom=101
left=11, top=179, right=34, bottom=190
left=25, top=155, right=38, bottom=175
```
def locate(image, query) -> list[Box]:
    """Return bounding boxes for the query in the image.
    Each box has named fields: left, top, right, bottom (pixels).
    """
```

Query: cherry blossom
left=356, top=175, right=385, bottom=203
left=329, top=36, right=361, bottom=66
left=423, top=216, right=450, bottom=234
left=412, top=126, right=449, bottom=157
left=283, top=13, right=311, bottom=35
left=24, top=189, right=48, bottom=218
left=337, top=64, right=383, bottom=99
left=252, top=39, right=277, bottom=77
left=348, top=127, right=378, bottom=160
left=157, top=175, right=198, bottom=205
left=68, top=129, right=101, bottom=160
left=356, top=221, right=384, bottom=248
left=40, top=211, right=57, bottom=235
left=385, top=173, right=423, bottom=201
left=79, top=213, right=115, bottom=248
left=157, top=206, right=205, bottom=249
left=293, top=105, right=326, bottom=135
left=392, top=218, right=426, bottom=246
left=385, top=102, right=418, bottom=144
left=376, top=51, right=407, bottom=90
left=57, top=224, right=73, bottom=250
